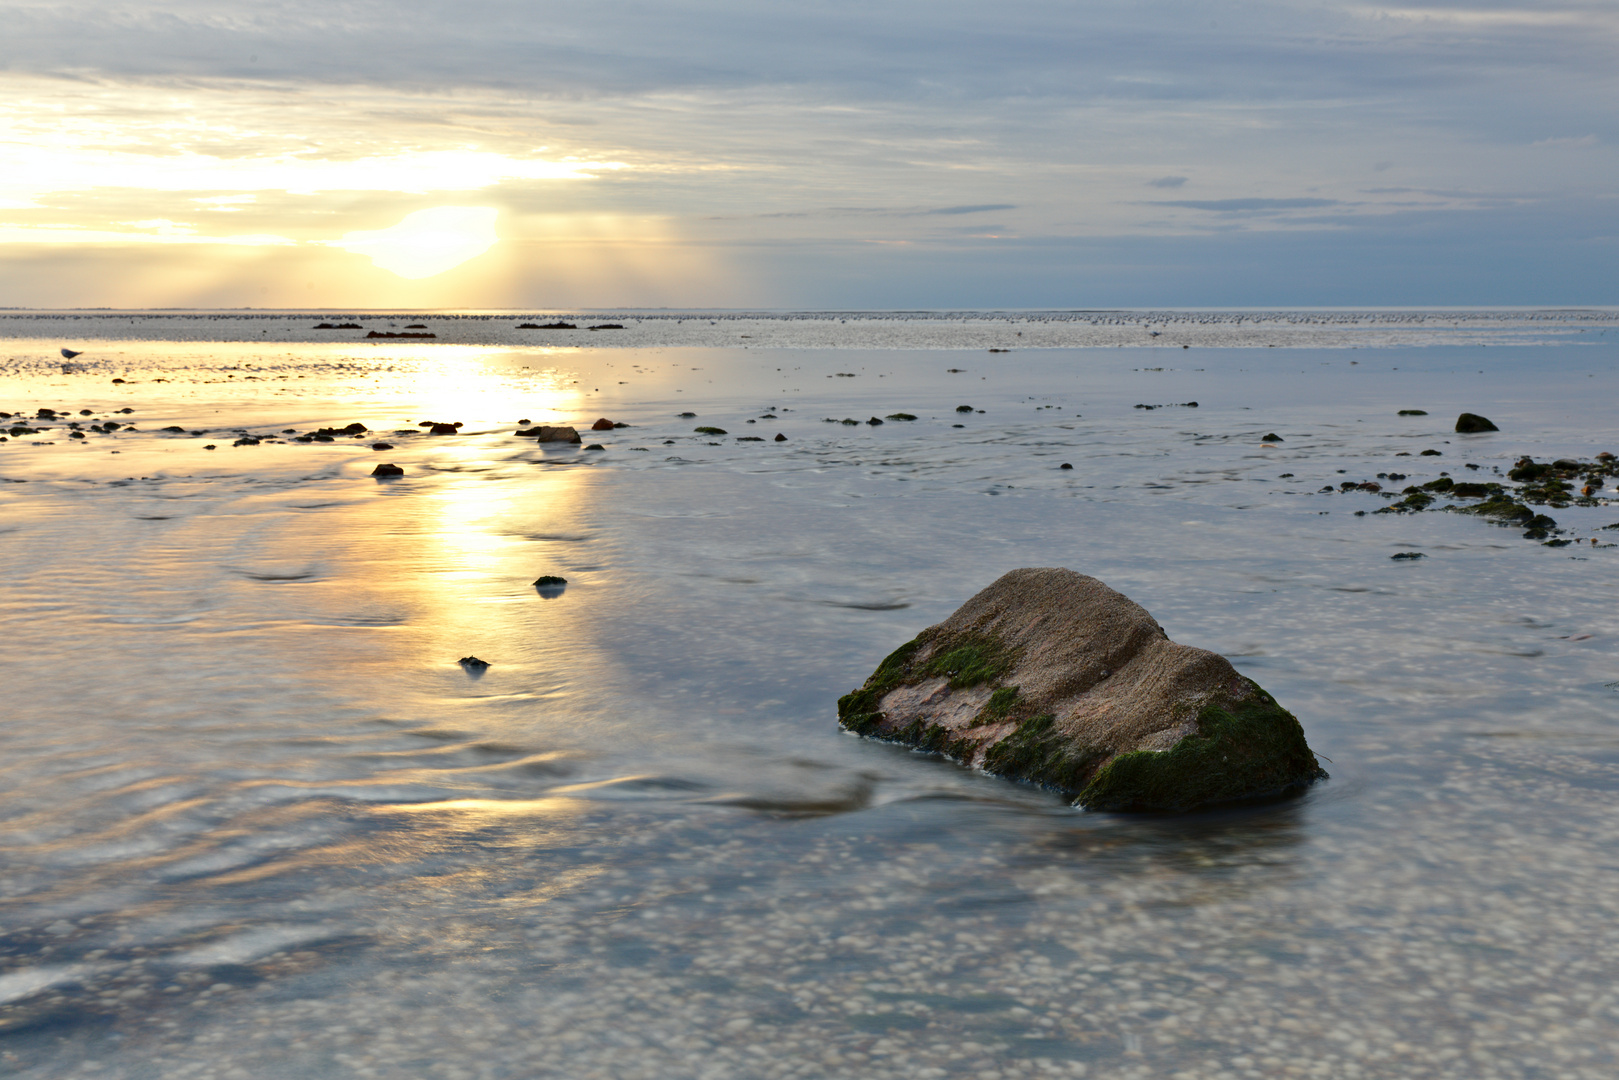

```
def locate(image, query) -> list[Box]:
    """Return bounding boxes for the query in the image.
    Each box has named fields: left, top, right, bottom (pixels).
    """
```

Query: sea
left=2, top=308, right=1617, bottom=1080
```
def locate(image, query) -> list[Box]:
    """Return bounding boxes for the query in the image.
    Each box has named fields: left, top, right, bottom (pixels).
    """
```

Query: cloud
left=1146, top=176, right=1188, bottom=188
left=1149, top=198, right=1340, bottom=212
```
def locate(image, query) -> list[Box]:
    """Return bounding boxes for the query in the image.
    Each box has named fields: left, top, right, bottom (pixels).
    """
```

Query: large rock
left=837, top=568, right=1326, bottom=811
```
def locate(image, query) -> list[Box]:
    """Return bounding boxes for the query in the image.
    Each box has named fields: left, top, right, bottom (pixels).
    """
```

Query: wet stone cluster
left=1335, top=452, right=1618, bottom=543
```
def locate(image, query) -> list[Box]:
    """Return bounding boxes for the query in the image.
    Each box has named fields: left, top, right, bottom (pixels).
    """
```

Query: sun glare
left=334, top=206, right=500, bottom=279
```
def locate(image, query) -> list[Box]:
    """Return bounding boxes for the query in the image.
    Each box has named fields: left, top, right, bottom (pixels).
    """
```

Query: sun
left=334, top=206, right=500, bottom=279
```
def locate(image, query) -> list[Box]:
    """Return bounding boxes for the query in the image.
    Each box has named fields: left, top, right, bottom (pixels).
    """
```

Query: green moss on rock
left=982, top=714, right=1108, bottom=794
left=1077, top=687, right=1325, bottom=811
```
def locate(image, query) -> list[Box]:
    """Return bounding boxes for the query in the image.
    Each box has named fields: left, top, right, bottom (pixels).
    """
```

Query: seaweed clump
left=1076, top=689, right=1324, bottom=811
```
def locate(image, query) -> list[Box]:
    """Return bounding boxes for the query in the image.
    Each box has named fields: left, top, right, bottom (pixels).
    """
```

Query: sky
left=0, top=1, right=1614, bottom=309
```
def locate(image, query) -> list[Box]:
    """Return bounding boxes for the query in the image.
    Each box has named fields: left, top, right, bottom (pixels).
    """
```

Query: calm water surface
left=2, top=333, right=1617, bottom=1079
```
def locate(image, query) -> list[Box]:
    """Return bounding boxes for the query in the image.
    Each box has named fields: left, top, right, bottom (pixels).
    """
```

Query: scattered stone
left=774, top=433, right=787, bottom=442
left=679, top=412, right=697, bottom=418
left=955, top=405, right=974, bottom=413
left=404, top=324, right=427, bottom=329
left=837, top=568, right=1326, bottom=812
left=533, top=575, right=568, bottom=587
left=694, top=426, right=728, bottom=435
left=736, top=436, right=763, bottom=442
left=428, top=423, right=461, bottom=435
left=867, top=417, right=884, bottom=425
left=886, top=413, right=918, bottom=421
left=1263, top=433, right=1282, bottom=441
left=112, top=378, right=125, bottom=384
left=161, top=425, right=185, bottom=433
left=232, top=437, right=260, bottom=447
left=204, top=444, right=216, bottom=450
left=1060, top=463, right=1073, bottom=470
left=532, top=321, right=578, bottom=330
left=591, top=418, right=616, bottom=431
left=516, top=425, right=582, bottom=443
left=371, top=442, right=393, bottom=451
left=458, top=656, right=490, bottom=670
left=1420, top=449, right=1442, bottom=456
left=587, top=323, right=624, bottom=331
left=1455, top=412, right=1499, bottom=433
left=366, top=331, right=436, bottom=339
left=584, top=443, right=605, bottom=450
left=1398, top=409, right=1428, bottom=416
left=371, top=463, right=404, bottom=477
left=1391, top=552, right=1425, bottom=560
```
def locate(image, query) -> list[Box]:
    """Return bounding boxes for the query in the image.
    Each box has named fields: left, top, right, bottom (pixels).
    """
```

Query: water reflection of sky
left=1, top=340, right=1618, bottom=1077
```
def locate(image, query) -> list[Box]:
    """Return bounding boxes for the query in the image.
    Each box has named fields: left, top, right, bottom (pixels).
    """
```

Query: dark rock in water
left=1060, top=463, right=1073, bottom=470
left=774, top=433, right=787, bottom=441
left=204, top=444, right=216, bottom=450
left=679, top=412, right=697, bottom=418
left=955, top=405, right=975, bottom=413
left=371, top=463, right=404, bottom=477
left=458, top=656, right=490, bottom=670
left=371, top=442, right=394, bottom=451
left=1398, top=409, right=1428, bottom=416
left=313, top=323, right=336, bottom=329
left=694, top=426, right=728, bottom=435
left=837, top=568, right=1326, bottom=811
left=867, top=416, right=884, bottom=425
left=404, top=324, right=427, bottom=329
left=233, top=437, right=261, bottom=447
left=1391, top=552, right=1425, bottom=560
left=428, top=423, right=460, bottom=435
left=161, top=425, right=185, bottom=433
left=1263, top=433, right=1282, bottom=442
left=515, top=425, right=581, bottom=443
left=1455, top=412, right=1498, bottom=433
left=584, top=443, right=605, bottom=450
left=366, top=330, right=436, bottom=339
left=1420, top=449, right=1442, bottom=456
left=533, top=575, right=568, bottom=587
left=587, top=323, right=624, bottom=331
left=591, top=418, right=616, bottom=431
left=886, top=413, right=918, bottom=421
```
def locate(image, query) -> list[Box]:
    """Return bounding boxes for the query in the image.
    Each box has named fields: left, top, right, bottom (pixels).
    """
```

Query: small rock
left=533, top=575, right=568, bottom=587
left=584, top=443, right=605, bottom=450
left=428, top=422, right=461, bottom=435
left=458, top=656, right=490, bottom=670
left=867, top=417, right=884, bottom=425
left=587, top=323, right=624, bottom=330
left=371, top=442, right=394, bottom=450
left=886, top=413, right=917, bottom=421
left=679, top=412, right=697, bottom=418
left=1398, top=409, right=1428, bottom=416
left=955, top=405, right=974, bottom=413
left=1390, top=552, right=1425, bottom=560
left=694, top=426, right=728, bottom=435
left=1060, top=463, right=1073, bottom=470
left=774, top=433, right=787, bottom=441
left=515, top=425, right=582, bottom=443
left=1420, top=449, right=1442, bottom=456
left=372, top=463, right=404, bottom=477
left=1263, top=433, right=1282, bottom=442
left=1455, top=412, right=1499, bottom=433
left=591, top=418, right=616, bottom=431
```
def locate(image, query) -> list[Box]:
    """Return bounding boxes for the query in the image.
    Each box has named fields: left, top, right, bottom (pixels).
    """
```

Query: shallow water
left=2, top=325, right=1618, bottom=1079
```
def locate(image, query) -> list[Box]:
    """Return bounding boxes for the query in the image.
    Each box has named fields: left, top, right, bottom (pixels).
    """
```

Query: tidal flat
left=2, top=316, right=1618, bottom=1079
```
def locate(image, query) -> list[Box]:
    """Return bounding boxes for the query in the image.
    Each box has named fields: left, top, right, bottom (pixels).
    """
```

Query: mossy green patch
left=982, top=714, right=1109, bottom=795
left=836, top=637, right=923, bottom=733
left=921, top=633, right=1013, bottom=689
left=1457, top=495, right=1534, bottom=524
left=972, top=686, right=1021, bottom=726
left=1076, top=687, right=1325, bottom=811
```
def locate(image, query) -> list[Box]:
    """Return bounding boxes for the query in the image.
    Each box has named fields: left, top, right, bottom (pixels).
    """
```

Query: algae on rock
left=837, top=568, right=1326, bottom=811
